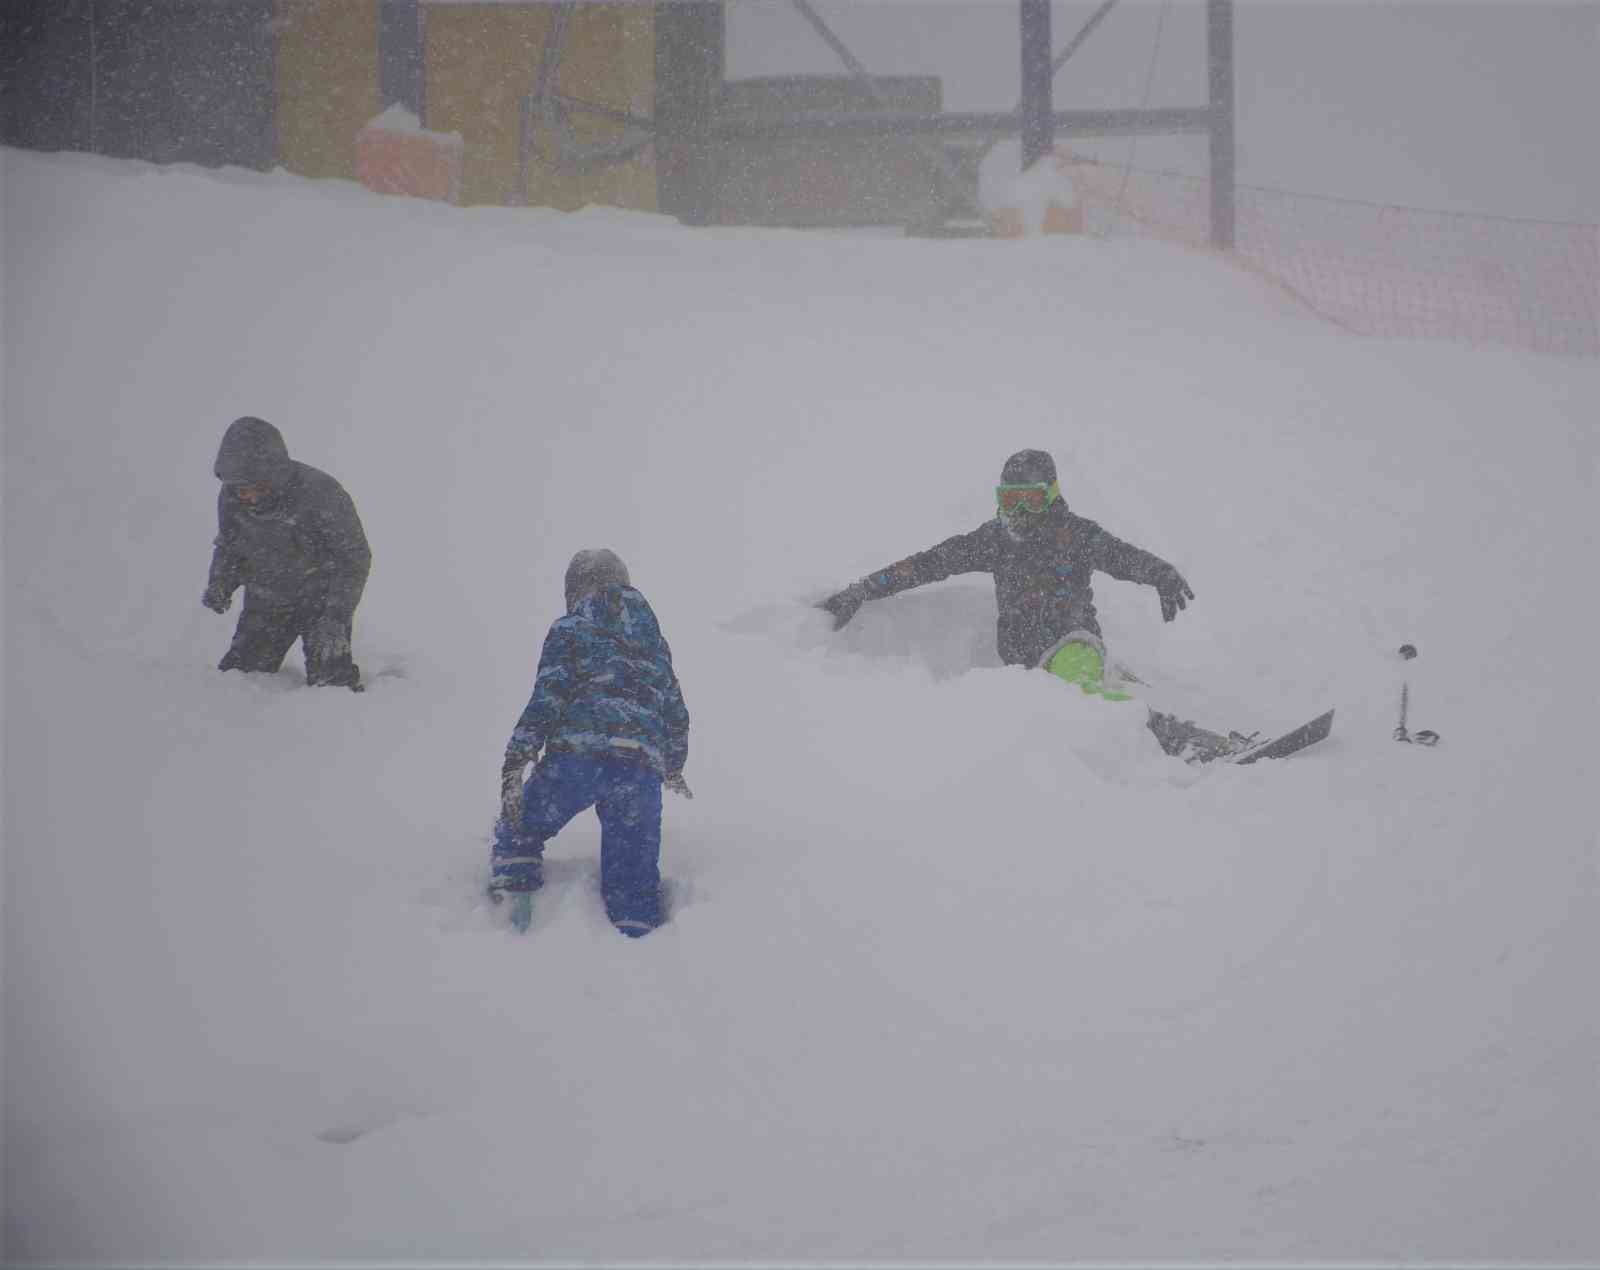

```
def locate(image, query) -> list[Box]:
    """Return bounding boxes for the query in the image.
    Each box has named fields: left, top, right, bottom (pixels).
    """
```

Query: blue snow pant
left=491, top=751, right=664, bottom=936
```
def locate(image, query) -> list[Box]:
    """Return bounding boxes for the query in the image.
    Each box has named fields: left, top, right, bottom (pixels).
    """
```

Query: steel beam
left=654, top=1, right=725, bottom=224
left=707, top=107, right=1214, bottom=142
left=1020, top=0, right=1053, bottom=168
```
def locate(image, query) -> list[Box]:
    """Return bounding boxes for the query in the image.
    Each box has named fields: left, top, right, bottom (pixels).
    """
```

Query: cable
left=1110, top=0, right=1174, bottom=236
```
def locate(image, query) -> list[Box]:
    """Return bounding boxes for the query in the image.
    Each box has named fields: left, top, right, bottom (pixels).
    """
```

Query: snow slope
left=4, top=148, right=1597, bottom=1263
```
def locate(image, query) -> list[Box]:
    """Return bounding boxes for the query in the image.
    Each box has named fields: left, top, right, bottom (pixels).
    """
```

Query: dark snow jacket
left=506, top=586, right=691, bottom=778
left=206, top=418, right=371, bottom=617
left=854, top=504, right=1179, bottom=667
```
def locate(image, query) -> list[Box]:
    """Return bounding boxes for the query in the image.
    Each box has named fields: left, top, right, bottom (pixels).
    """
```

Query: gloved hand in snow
left=664, top=771, right=693, bottom=799
left=1152, top=564, right=1194, bottom=623
left=819, top=581, right=871, bottom=630
left=202, top=583, right=234, bottom=614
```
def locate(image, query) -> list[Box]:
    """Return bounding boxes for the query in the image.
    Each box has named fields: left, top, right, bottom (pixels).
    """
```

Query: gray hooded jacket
left=207, top=417, right=371, bottom=616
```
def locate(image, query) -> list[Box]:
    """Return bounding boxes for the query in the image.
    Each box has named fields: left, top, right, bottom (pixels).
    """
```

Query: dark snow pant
left=491, top=751, right=664, bottom=937
left=219, top=590, right=362, bottom=689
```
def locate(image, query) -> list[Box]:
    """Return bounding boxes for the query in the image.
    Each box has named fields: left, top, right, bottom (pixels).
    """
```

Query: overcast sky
left=725, top=1, right=1599, bottom=221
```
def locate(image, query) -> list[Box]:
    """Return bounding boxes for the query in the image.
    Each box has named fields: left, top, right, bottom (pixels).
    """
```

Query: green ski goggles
left=996, top=480, right=1060, bottom=514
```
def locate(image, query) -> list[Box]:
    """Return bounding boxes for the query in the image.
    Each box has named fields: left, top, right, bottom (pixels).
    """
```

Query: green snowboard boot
left=1043, top=635, right=1133, bottom=701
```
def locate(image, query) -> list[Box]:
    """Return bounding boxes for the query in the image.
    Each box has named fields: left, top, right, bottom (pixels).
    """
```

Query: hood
left=564, top=548, right=631, bottom=613
left=215, top=416, right=293, bottom=485
left=571, top=586, right=664, bottom=652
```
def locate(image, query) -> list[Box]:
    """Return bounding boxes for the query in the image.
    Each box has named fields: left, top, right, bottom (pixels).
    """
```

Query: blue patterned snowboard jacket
left=505, top=586, right=690, bottom=778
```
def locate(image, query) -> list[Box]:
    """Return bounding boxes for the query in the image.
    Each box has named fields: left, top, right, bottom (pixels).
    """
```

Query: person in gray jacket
left=203, top=416, right=371, bottom=691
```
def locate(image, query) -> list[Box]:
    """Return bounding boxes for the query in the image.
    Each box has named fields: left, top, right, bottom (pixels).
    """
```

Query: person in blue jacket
left=491, top=549, right=691, bottom=936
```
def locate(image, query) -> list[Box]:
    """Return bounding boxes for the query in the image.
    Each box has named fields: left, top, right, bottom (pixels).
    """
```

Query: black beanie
left=1000, top=449, right=1058, bottom=485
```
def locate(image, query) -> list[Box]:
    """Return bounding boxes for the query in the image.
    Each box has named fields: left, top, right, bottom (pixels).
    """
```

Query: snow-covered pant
left=492, top=751, right=664, bottom=936
left=218, top=590, right=362, bottom=689
left=1039, top=631, right=1131, bottom=700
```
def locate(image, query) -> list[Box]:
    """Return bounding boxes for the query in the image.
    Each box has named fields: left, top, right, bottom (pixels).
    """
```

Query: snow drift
left=4, top=148, right=1597, bottom=1262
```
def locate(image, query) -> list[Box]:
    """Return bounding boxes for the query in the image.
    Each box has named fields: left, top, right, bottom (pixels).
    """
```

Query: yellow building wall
left=274, top=1, right=380, bottom=181
left=422, top=3, right=656, bottom=212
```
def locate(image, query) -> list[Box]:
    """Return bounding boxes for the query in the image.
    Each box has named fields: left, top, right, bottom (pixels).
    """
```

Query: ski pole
left=1394, top=644, right=1440, bottom=746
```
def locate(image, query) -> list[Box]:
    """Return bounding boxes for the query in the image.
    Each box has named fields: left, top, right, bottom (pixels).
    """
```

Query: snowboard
left=1147, top=707, right=1335, bottom=766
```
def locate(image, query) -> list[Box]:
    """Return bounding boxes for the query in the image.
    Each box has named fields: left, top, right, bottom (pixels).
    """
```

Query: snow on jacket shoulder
left=506, top=586, right=690, bottom=777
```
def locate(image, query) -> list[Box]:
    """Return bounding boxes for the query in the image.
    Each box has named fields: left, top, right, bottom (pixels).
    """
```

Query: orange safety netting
left=1068, top=158, right=1599, bottom=359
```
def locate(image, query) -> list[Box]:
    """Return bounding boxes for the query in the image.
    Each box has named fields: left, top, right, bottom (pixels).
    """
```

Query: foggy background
left=725, top=0, right=1598, bottom=221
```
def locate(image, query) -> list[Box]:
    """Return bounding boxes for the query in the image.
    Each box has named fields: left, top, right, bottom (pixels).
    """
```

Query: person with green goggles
left=819, top=448, right=1193, bottom=700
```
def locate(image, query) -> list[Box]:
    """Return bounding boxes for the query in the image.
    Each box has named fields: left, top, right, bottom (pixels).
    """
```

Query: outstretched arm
left=1090, top=526, right=1194, bottom=622
left=820, top=526, right=997, bottom=629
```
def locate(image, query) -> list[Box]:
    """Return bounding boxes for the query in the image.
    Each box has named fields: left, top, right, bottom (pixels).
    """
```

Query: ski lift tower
left=656, top=0, right=1237, bottom=247
left=1021, top=0, right=1235, bottom=247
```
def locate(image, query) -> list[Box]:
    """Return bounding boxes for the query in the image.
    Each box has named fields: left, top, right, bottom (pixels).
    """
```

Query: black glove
left=664, top=771, right=693, bottom=799
left=819, top=582, right=870, bottom=630
left=1153, top=565, right=1194, bottom=623
left=202, top=583, right=233, bottom=614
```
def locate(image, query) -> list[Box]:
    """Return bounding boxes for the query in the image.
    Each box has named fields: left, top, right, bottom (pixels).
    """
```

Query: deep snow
left=3, top=147, right=1597, bottom=1262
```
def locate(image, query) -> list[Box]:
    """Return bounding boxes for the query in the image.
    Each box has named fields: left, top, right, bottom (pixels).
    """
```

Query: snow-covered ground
left=4, top=147, right=1597, bottom=1263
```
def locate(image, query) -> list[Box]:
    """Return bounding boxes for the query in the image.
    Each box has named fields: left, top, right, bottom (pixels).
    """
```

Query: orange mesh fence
left=1069, top=159, right=1600, bottom=359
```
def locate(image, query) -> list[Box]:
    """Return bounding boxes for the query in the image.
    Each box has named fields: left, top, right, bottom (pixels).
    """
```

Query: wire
left=1079, top=154, right=1600, bottom=230
left=1111, top=0, right=1174, bottom=235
